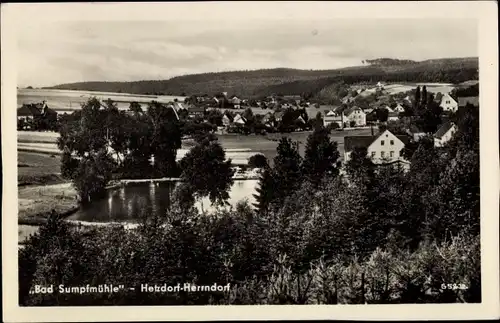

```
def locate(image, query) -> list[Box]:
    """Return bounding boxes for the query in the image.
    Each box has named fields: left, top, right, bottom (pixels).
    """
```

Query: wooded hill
left=46, top=57, right=478, bottom=98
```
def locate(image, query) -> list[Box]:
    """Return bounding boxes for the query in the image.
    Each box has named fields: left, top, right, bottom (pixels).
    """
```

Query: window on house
left=390, top=140, right=394, bottom=145
left=381, top=140, right=385, bottom=146
left=381, top=151, right=386, bottom=158
left=446, top=100, right=450, bottom=104
left=390, top=151, right=394, bottom=158
left=371, top=151, right=376, bottom=158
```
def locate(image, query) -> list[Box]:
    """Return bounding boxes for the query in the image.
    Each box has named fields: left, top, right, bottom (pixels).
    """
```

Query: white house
left=439, top=93, right=458, bottom=112
left=323, top=111, right=343, bottom=128
left=393, top=104, right=405, bottom=113
left=231, top=96, right=241, bottom=109
left=222, top=114, right=232, bottom=126
left=343, top=106, right=366, bottom=126
left=434, top=122, right=457, bottom=147
left=344, top=130, right=410, bottom=170
left=233, top=113, right=246, bottom=125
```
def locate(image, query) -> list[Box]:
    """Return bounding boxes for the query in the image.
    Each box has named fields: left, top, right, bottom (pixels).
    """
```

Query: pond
left=66, top=180, right=259, bottom=223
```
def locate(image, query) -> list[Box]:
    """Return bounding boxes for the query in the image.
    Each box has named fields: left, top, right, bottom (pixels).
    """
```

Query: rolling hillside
left=46, top=57, right=478, bottom=98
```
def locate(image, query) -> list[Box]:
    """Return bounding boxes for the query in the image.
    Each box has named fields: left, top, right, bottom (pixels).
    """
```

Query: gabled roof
left=434, top=121, right=456, bottom=139
left=440, top=93, right=457, bottom=104
left=172, top=102, right=188, bottom=111
left=344, top=135, right=378, bottom=152
left=233, top=114, right=247, bottom=124
left=296, top=115, right=306, bottom=124
left=344, top=106, right=363, bottom=116
left=458, top=96, right=479, bottom=107
left=165, top=104, right=180, bottom=120
left=345, top=130, right=409, bottom=152
left=223, top=113, right=234, bottom=122
left=17, top=104, right=42, bottom=117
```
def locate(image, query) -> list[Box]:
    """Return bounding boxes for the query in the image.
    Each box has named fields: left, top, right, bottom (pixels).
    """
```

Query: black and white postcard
left=2, top=1, right=499, bottom=321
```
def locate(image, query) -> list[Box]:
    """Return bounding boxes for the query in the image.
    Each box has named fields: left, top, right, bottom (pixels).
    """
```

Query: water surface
left=67, top=180, right=258, bottom=223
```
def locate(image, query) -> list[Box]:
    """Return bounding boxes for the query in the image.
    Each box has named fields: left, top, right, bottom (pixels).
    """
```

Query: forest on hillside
left=46, top=57, right=478, bottom=98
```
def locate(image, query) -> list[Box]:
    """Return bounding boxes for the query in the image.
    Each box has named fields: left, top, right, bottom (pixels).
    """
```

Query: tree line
left=20, top=101, right=479, bottom=305
left=46, top=58, right=478, bottom=98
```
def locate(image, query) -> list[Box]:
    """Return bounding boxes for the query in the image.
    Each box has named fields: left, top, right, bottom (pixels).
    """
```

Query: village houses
left=222, top=113, right=233, bottom=127
left=439, top=93, right=458, bottom=112
left=343, top=106, right=366, bottom=127
left=393, top=103, right=405, bottom=113
left=323, top=109, right=343, bottom=128
left=231, top=96, right=242, bottom=109
left=344, top=129, right=410, bottom=170
left=17, top=104, right=42, bottom=123
left=434, top=121, right=457, bottom=147
left=233, top=113, right=247, bottom=126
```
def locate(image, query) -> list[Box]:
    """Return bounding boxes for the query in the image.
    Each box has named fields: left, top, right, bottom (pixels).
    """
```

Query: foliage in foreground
left=19, top=211, right=480, bottom=305
left=20, top=104, right=480, bottom=305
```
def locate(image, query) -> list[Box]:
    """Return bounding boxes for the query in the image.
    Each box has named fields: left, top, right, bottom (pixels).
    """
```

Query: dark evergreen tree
left=301, top=126, right=341, bottom=186
left=253, top=165, right=277, bottom=214
left=415, top=86, right=421, bottom=108
left=272, top=137, right=303, bottom=207
left=422, top=85, right=428, bottom=107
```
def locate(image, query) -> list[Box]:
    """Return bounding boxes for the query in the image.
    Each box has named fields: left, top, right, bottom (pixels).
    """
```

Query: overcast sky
left=12, top=3, right=478, bottom=88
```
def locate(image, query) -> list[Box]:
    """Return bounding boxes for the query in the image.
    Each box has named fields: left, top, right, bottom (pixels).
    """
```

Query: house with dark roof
left=406, top=124, right=427, bottom=142
left=344, top=129, right=410, bottom=170
left=434, top=122, right=457, bottom=147
left=18, top=105, right=40, bottom=120
left=458, top=96, right=479, bottom=108
left=343, top=106, right=366, bottom=126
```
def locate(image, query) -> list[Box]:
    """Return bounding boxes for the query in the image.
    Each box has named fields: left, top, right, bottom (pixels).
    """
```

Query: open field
left=18, top=131, right=59, bottom=143
left=18, top=151, right=65, bottom=186
left=384, top=82, right=455, bottom=95
left=17, top=182, right=78, bottom=243
left=217, top=128, right=371, bottom=163
left=18, top=88, right=187, bottom=110
left=18, top=128, right=372, bottom=168
left=18, top=183, right=78, bottom=224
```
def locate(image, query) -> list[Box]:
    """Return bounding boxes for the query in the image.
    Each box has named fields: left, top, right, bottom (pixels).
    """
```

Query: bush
left=248, top=154, right=268, bottom=168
